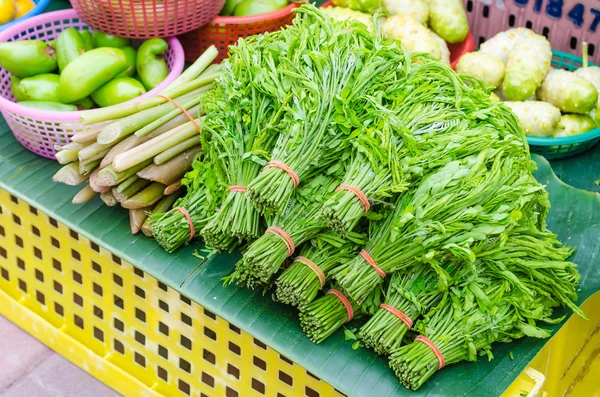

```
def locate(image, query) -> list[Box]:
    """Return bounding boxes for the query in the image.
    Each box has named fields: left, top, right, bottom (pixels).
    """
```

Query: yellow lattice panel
left=0, top=189, right=345, bottom=397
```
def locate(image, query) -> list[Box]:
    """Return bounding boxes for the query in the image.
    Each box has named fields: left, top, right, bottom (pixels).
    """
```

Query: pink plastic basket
left=320, top=1, right=474, bottom=69
left=0, top=10, right=185, bottom=160
left=178, top=3, right=301, bottom=64
left=464, top=0, right=600, bottom=64
left=70, top=0, right=225, bottom=39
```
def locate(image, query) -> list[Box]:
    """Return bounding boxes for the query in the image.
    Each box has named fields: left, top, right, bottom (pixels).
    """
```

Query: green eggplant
left=12, top=73, right=61, bottom=102
left=92, top=31, right=131, bottom=48
left=19, top=101, right=78, bottom=111
left=71, top=96, right=95, bottom=110
left=59, top=47, right=128, bottom=103
left=56, top=28, right=86, bottom=72
left=0, top=40, right=57, bottom=78
left=91, top=77, right=147, bottom=107
left=116, top=46, right=137, bottom=77
left=81, top=30, right=93, bottom=51
left=136, top=38, right=169, bottom=91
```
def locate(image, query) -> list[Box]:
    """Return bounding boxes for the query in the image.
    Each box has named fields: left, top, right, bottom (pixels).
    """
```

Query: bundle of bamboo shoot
left=52, top=46, right=220, bottom=236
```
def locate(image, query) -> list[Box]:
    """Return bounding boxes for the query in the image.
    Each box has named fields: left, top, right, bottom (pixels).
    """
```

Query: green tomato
left=220, top=0, right=242, bottom=15
left=59, top=47, right=128, bottom=103
left=56, top=28, right=86, bottom=73
left=0, top=40, right=57, bottom=78
left=136, top=38, right=169, bottom=91
left=233, top=0, right=288, bottom=16
left=12, top=73, right=61, bottom=102
left=19, top=101, right=78, bottom=112
left=91, top=77, right=147, bottom=108
left=116, top=46, right=137, bottom=78
left=92, top=31, right=131, bottom=48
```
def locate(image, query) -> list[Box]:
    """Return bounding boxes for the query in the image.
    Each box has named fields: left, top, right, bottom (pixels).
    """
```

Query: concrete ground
left=0, top=315, right=120, bottom=397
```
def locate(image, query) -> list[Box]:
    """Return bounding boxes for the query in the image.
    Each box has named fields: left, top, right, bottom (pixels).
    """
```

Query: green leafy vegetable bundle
left=276, top=230, right=366, bottom=309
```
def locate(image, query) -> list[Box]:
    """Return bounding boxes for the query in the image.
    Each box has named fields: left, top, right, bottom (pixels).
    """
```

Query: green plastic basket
left=526, top=51, right=600, bottom=160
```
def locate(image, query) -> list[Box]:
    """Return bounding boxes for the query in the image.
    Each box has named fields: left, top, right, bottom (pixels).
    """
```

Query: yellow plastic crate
left=1, top=185, right=597, bottom=397
left=0, top=189, right=344, bottom=397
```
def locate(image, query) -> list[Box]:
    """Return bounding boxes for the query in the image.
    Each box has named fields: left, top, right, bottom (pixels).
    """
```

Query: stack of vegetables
left=457, top=28, right=600, bottom=138
left=322, top=0, right=469, bottom=64
left=142, top=5, right=582, bottom=390
left=0, top=29, right=173, bottom=111
left=51, top=46, right=221, bottom=235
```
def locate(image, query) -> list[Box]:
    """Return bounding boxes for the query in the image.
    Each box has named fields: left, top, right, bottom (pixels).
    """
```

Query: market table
left=0, top=1, right=599, bottom=397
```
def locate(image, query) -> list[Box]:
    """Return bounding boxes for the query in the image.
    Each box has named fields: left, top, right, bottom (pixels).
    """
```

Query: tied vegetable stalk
left=275, top=231, right=366, bottom=309
left=321, top=62, right=476, bottom=236
left=199, top=33, right=291, bottom=249
left=358, top=264, right=445, bottom=355
left=299, top=283, right=384, bottom=344
left=333, top=134, right=543, bottom=304
left=246, top=7, right=410, bottom=214
left=389, top=270, right=565, bottom=391
left=225, top=172, right=345, bottom=289
left=151, top=156, right=223, bottom=253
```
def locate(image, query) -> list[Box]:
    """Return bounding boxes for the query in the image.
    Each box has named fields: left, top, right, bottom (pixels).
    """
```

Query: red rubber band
left=360, top=250, right=386, bottom=278
left=229, top=186, right=247, bottom=192
left=336, top=184, right=370, bottom=213
left=175, top=207, right=195, bottom=241
left=264, top=160, right=299, bottom=188
left=327, top=289, right=354, bottom=323
left=159, top=95, right=201, bottom=132
left=415, top=335, right=445, bottom=369
left=295, top=256, right=325, bottom=288
left=380, top=304, right=413, bottom=329
left=266, top=226, right=295, bottom=256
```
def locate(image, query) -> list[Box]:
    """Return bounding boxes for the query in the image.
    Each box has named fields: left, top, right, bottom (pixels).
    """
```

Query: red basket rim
left=211, top=2, right=301, bottom=25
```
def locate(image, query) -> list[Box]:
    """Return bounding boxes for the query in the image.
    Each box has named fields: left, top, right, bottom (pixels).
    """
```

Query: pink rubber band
left=295, top=256, right=325, bottom=288
left=327, top=289, right=354, bottom=323
left=266, top=226, right=295, bottom=256
left=159, top=95, right=201, bottom=132
left=360, top=250, right=386, bottom=278
left=336, top=184, right=370, bottom=213
left=229, top=186, right=247, bottom=192
left=380, top=304, right=413, bottom=329
left=264, top=160, right=299, bottom=188
left=175, top=207, right=195, bottom=241
left=415, top=335, right=445, bottom=369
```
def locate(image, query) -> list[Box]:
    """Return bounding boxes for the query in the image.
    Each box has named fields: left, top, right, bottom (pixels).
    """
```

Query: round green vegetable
left=0, top=40, right=57, bottom=78
left=554, top=114, right=595, bottom=138
left=456, top=52, right=505, bottom=88
left=136, top=38, right=169, bottom=91
left=427, top=0, right=469, bottom=44
left=331, top=0, right=382, bottom=13
left=92, top=31, right=131, bottom=48
left=11, top=73, right=61, bottom=102
left=479, top=28, right=535, bottom=64
left=91, top=77, right=147, bottom=107
left=382, top=0, right=428, bottom=24
left=537, top=69, right=598, bottom=114
left=116, top=46, right=137, bottom=78
left=503, top=34, right=552, bottom=101
left=56, top=28, right=86, bottom=73
left=233, top=0, right=288, bottom=16
left=80, top=30, right=93, bottom=51
left=59, top=47, right=128, bottom=103
left=504, top=101, right=561, bottom=137
left=19, top=101, right=78, bottom=111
